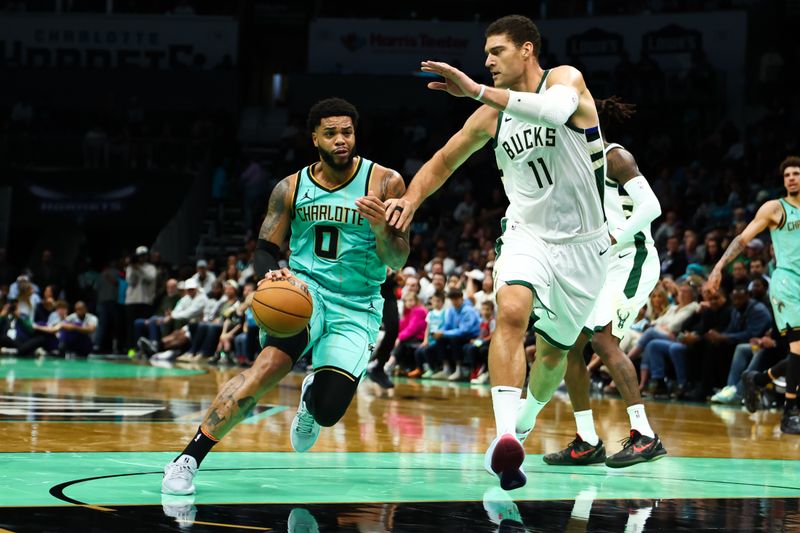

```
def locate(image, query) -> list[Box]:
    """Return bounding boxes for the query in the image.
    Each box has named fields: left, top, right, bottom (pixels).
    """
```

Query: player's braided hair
left=595, top=96, right=636, bottom=126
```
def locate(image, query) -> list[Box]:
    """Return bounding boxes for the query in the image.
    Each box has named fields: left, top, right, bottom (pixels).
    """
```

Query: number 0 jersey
left=493, top=69, right=606, bottom=241
left=289, top=157, right=386, bottom=296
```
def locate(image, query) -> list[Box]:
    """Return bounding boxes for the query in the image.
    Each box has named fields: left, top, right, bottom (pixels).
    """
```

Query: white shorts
left=493, top=219, right=610, bottom=349
left=584, top=242, right=660, bottom=340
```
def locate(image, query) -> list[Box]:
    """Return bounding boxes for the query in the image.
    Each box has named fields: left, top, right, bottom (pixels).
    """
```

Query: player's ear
left=311, top=131, right=318, bottom=147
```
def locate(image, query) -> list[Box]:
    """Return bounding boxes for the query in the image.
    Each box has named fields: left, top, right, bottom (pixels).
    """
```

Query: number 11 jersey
left=493, top=69, right=606, bottom=241
left=289, top=156, right=386, bottom=296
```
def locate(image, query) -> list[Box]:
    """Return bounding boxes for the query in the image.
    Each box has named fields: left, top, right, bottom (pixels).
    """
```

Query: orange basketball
left=251, top=278, right=313, bottom=337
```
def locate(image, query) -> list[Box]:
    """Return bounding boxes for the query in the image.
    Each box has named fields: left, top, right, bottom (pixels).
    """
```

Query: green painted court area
left=0, top=358, right=203, bottom=380
left=2, top=452, right=798, bottom=507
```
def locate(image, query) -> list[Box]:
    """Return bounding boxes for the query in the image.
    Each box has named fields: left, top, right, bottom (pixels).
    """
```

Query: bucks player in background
left=540, top=97, right=666, bottom=468
left=709, top=156, right=800, bottom=434
left=162, top=98, right=410, bottom=494
left=387, top=15, right=610, bottom=490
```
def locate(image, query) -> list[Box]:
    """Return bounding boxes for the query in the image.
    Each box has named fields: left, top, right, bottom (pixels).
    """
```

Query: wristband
left=474, top=84, right=486, bottom=101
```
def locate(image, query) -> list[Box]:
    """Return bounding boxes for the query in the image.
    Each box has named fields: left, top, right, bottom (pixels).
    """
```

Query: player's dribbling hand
left=421, top=60, right=480, bottom=98
left=384, top=197, right=415, bottom=233
left=260, top=268, right=306, bottom=290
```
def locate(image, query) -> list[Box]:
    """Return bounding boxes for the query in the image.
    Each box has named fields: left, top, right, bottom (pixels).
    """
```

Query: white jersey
left=493, top=69, right=606, bottom=241
left=603, top=143, right=655, bottom=251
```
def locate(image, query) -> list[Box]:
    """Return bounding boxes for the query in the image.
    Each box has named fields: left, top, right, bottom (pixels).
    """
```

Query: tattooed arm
left=356, top=167, right=411, bottom=270
left=254, top=175, right=295, bottom=279
left=708, top=200, right=782, bottom=291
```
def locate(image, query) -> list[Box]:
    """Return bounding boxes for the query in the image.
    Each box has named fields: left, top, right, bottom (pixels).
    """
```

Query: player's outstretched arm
left=357, top=168, right=410, bottom=270
left=606, top=148, right=662, bottom=247
left=708, top=200, right=781, bottom=290
left=385, top=107, right=493, bottom=232
left=254, top=175, right=295, bottom=280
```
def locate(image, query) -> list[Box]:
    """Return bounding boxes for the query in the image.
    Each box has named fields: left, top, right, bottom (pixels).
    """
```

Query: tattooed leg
left=201, top=347, right=294, bottom=439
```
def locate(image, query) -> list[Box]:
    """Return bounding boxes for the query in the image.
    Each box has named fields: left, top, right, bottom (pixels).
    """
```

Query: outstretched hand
left=421, top=60, right=481, bottom=98
left=384, top=197, right=415, bottom=233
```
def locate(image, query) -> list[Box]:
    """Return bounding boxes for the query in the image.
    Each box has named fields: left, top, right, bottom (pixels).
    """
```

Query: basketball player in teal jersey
left=708, top=156, right=800, bottom=434
left=162, top=98, right=410, bottom=495
left=387, top=15, right=610, bottom=490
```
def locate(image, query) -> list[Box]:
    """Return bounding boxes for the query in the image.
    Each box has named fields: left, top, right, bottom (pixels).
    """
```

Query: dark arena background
left=1, top=1, right=799, bottom=532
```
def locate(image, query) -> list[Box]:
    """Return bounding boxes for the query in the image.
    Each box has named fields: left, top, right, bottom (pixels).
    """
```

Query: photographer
left=0, top=299, right=40, bottom=356
left=125, top=245, right=157, bottom=352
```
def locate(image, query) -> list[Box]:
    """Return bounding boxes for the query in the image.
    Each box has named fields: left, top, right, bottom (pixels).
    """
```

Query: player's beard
left=789, top=189, right=798, bottom=197
left=319, top=145, right=357, bottom=171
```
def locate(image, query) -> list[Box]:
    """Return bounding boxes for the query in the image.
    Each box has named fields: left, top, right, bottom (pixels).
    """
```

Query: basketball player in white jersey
left=536, top=98, right=667, bottom=468
left=386, top=15, right=610, bottom=490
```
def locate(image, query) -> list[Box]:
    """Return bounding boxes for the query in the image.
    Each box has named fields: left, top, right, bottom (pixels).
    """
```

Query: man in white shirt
left=125, top=245, right=157, bottom=353
left=191, top=260, right=217, bottom=295
left=60, top=301, right=98, bottom=357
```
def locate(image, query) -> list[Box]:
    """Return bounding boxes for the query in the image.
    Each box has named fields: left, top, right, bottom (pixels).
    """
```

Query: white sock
left=491, top=386, right=522, bottom=436
left=574, top=410, right=600, bottom=446
left=516, top=389, right=548, bottom=433
left=627, top=404, right=655, bottom=438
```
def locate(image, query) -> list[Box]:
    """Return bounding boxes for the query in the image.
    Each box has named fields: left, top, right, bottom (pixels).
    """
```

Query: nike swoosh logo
left=570, top=448, right=595, bottom=459
left=504, top=117, right=512, bottom=122
left=599, top=248, right=609, bottom=256
left=633, top=440, right=655, bottom=454
left=618, top=252, right=633, bottom=259
left=496, top=388, right=518, bottom=394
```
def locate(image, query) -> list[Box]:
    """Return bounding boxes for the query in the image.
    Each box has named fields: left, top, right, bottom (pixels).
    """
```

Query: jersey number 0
left=314, top=225, right=339, bottom=260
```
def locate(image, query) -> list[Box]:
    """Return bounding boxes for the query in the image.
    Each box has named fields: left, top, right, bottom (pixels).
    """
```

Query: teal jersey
left=771, top=198, right=800, bottom=276
left=289, top=157, right=386, bottom=295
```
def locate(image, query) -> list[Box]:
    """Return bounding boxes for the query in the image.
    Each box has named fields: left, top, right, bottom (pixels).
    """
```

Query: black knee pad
left=305, top=367, right=359, bottom=427
left=263, top=327, right=310, bottom=364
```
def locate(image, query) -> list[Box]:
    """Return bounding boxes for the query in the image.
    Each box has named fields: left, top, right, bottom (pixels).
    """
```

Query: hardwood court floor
left=1, top=355, right=799, bottom=532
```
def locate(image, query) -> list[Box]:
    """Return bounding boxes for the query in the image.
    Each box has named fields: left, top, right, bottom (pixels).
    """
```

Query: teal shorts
left=770, top=268, right=800, bottom=342
left=259, top=274, right=384, bottom=379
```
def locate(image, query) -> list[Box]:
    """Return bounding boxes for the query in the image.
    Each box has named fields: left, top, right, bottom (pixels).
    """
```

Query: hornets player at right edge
left=386, top=15, right=610, bottom=490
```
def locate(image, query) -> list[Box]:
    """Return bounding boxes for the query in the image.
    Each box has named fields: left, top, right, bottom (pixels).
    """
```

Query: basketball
left=251, top=278, right=313, bottom=337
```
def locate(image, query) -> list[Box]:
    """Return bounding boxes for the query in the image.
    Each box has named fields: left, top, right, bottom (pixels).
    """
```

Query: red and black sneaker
left=605, top=430, right=667, bottom=468
left=542, top=434, right=606, bottom=466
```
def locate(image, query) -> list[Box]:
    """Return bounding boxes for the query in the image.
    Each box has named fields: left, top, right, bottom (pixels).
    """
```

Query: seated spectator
left=427, top=289, right=481, bottom=381
left=748, top=276, right=770, bottom=308
left=14, top=275, right=40, bottom=318
left=660, top=236, right=688, bottom=279
left=420, top=272, right=447, bottom=307
left=711, top=328, right=782, bottom=405
left=31, top=299, right=69, bottom=354
left=633, top=281, right=700, bottom=389
left=643, top=285, right=731, bottom=399
left=178, top=280, right=239, bottom=363
left=190, top=259, right=217, bottom=295
left=33, top=285, right=57, bottom=324
left=210, top=298, right=247, bottom=366
left=139, top=278, right=207, bottom=355
left=391, top=293, right=427, bottom=377
left=465, top=300, right=496, bottom=384
left=471, top=268, right=494, bottom=309
left=60, top=301, right=98, bottom=357
left=413, top=291, right=447, bottom=378
left=8, top=271, right=40, bottom=300
left=133, top=278, right=180, bottom=345
left=697, top=285, right=771, bottom=400
left=0, top=299, right=38, bottom=356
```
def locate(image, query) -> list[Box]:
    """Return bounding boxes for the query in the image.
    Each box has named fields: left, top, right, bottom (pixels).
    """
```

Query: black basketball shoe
left=543, top=434, right=606, bottom=466
left=605, top=430, right=667, bottom=468
left=367, top=365, right=394, bottom=389
left=741, top=370, right=762, bottom=413
left=781, top=406, right=800, bottom=435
